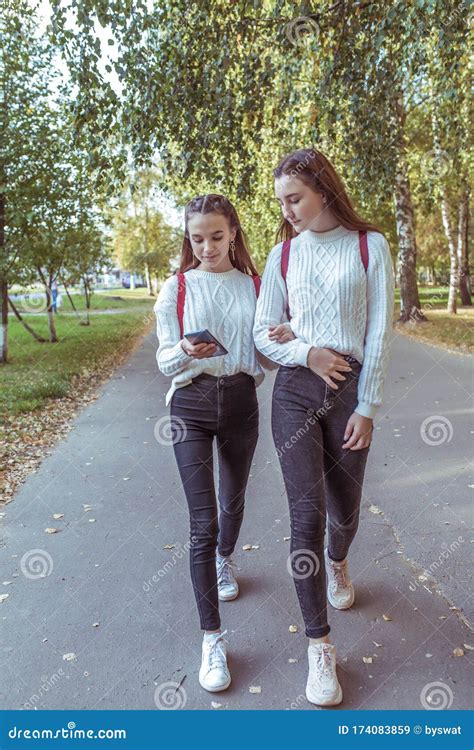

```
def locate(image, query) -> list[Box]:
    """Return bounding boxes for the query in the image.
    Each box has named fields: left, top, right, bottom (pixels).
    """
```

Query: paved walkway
left=1, top=330, right=472, bottom=710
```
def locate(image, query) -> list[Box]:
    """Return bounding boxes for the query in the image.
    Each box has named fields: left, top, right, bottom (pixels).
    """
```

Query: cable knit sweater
left=253, top=225, right=395, bottom=419
left=154, top=268, right=266, bottom=405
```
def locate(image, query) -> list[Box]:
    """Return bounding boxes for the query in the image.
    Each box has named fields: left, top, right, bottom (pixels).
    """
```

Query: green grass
left=12, top=287, right=155, bottom=313
left=1, top=308, right=153, bottom=416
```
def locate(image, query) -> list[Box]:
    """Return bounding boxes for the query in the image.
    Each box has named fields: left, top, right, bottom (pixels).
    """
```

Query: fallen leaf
left=368, top=504, right=383, bottom=515
left=251, top=545, right=260, bottom=550
left=362, top=656, right=373, bottom=664
left=92, top=622, right=100, bottom=628
left=211, top=701, right=222, bottom=708
left=453, top=647, right=464, bottom=657
left=382, top=614, right=392, bottom=621
left=249, top=686, right=261, bottom=694
left=372, top=641, right=382, bottom=648
left=44, top=527, right=60, bottom=534
left=463, top=644, right=474, bottom=651
left=62, top=653, right=76, bottom=661
left=283, top=536, right=291, bottom=541
left=83, top=505, right=93, bottom=512
left=88, top=518, right=96, bottom=523
left=2, top=581, right=13, bottom=586
left=0, top=594, right=9, bottom=603
left=288, top=658, right=298, bottom=663
left=163, top=544, right=175, bottom=550
left=52, top=513, right=64, bottom=520
left=289, top=624, right=298, bottom=633
left=242, top=544, right=252, bottom=551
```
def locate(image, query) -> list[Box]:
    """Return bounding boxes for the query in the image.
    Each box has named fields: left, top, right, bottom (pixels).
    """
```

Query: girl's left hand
left=268, top=323, right=296, bottom=343
left=342, top=413, right=374, bottom=450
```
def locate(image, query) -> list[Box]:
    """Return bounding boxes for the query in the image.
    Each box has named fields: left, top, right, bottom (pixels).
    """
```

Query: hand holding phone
left=182, top=329, right=228, bottom=358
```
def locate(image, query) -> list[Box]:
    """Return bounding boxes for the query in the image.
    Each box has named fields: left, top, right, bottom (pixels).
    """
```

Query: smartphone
left=184, top=329, right=228, bottom=356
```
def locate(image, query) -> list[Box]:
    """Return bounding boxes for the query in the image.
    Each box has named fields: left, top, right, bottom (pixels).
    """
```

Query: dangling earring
left=229, top=239, right=236, bottom=260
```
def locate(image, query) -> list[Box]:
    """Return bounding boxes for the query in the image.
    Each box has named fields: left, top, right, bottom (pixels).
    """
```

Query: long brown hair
left=178, top=194, right=259, bottom=276
left=273, top=148, right=382, bottom=242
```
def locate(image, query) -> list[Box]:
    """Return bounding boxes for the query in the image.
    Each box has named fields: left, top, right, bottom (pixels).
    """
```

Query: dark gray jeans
left=271, top=356, right=371, bottom=638
left=170, top=372, right=259, bottom=631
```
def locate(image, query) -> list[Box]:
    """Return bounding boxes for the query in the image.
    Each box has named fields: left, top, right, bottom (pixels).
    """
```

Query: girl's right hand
left=181, top=339, right=217, bottom=359
left=307, top=347, right=352, bottom=390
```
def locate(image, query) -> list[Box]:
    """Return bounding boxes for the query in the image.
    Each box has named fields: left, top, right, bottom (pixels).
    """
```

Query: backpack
left=280, top=230, right=369, bottom=321
left=176, top=271, right=261, bottom=338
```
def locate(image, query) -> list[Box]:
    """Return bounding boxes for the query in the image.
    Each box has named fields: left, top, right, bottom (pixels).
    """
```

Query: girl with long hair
left=253, top=148, right=395, bottom=706
left=154, top=194, right=284, bottom=693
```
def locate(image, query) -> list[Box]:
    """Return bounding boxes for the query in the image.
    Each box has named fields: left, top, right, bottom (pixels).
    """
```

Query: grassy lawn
left=11, top=287, right=155, bottom=313
left=1, top=308, right=154, bottom=416
left=394, top=287, right=473, bottom=352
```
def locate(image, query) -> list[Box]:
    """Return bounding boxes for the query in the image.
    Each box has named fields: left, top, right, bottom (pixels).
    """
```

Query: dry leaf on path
left=289, top=624, right=298, bottom=633
left=44, top=527, right=60, bottom=534
left=249, top=686, right=261, bottom=694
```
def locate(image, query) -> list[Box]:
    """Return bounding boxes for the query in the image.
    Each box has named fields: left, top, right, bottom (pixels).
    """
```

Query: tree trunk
left=144, top=262, right=153, bottom=296
left=61, top=278, right=81, bottom=317
left=81, top=276, right=91, bottom=325
left=37, top=268, right=58, bottom=342
left=440, top=193, right=458, bottom=314
left=457, top=182, right=471, bottom=306
left=0, top=275, right=8, bottom=364
left=0, top=187, right=7, bottom=363
left=8, top=296, right=47, bottom=342
left=394, top=166, right=426, bottom=323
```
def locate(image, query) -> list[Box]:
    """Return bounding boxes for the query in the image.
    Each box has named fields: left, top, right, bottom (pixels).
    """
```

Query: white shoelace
left=217, top=559, right=234, bottom=586
left=330, top=562, right=348, bottom=590
left=316, top=645, right=336, bottom=684
left=207, top=631, right=228, bottom=670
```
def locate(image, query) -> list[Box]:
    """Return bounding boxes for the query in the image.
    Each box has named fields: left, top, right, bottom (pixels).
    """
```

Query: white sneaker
left=325, top=548, right=355, bottom=610
left=199, top=631, right=231, bottom=692
left=306, top=643, right=343, bottom=706
left=216, top=556, right=239, bottom=601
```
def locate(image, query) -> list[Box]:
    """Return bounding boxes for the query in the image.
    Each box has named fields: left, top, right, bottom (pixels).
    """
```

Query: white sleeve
left=153, top=275, right=193, bottom=377
left=355, top=234, right=395, bottom=419
left=253, top=244, right=312, bottom=367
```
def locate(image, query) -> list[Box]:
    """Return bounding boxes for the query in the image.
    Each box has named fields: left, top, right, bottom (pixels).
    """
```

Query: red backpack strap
left=281, top=239, right=292, bottom=320
left=358, top=230, right=369, bottom=273
left=252, top=274, right=261, bottom=297
left=176, top=272, right=186, bottom=338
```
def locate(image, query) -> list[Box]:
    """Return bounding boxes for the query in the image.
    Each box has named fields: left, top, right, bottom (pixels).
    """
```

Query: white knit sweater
left=154, top=268, right=266, bottom=405
left=253, top=225, right=395, bottom=419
